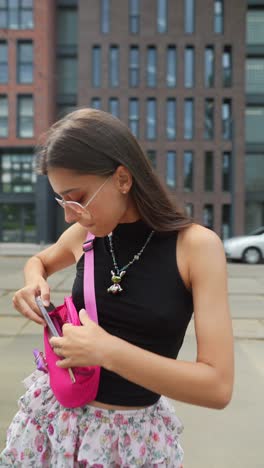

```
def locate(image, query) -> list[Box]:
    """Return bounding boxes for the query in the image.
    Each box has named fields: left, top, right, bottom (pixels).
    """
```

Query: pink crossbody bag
left=34, top=233, right=101, bottom=408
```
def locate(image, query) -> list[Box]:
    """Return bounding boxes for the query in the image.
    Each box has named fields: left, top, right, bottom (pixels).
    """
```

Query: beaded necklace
left=107, top=229, right=154, bottom=294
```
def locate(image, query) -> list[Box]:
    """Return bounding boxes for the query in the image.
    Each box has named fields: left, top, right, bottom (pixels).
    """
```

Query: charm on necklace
left=107, top=270, right=126, bottom=294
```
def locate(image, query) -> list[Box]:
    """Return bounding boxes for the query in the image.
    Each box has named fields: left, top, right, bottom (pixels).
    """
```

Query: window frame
left=17, top=94, right=34, bottom=139
left=17, top=39, right=33, bottom=84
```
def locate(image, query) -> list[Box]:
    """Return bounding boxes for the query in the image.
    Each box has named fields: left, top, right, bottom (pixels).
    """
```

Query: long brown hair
left=37, top=108, right=192, bottom=232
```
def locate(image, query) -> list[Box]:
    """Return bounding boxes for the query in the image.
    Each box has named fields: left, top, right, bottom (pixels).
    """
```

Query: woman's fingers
left=13, top=295, right=46, bottom=325
left=39, top=279, right=50, bottom=307
left=12, top=281, right=52, bottom=326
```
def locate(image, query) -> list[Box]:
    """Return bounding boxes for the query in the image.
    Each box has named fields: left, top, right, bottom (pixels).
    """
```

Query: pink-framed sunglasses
left=55, top=176, right=112, bottom=214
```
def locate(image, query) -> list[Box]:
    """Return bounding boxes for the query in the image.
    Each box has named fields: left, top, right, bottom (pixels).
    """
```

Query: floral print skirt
left=0, top=370, right=184, bottom=467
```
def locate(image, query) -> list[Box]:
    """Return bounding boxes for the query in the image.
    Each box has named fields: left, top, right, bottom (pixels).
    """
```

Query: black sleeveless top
left=72, top=220, right=193, bottom=406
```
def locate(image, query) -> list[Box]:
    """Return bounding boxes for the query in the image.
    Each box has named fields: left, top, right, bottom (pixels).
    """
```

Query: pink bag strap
left=82, top=232, right=98, bottom=323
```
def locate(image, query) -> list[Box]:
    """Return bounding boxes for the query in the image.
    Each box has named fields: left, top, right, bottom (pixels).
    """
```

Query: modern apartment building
left=245, top=0, right=264, bottom=232
left=0, top=0, right=57, bottom=242
left=0, top=0, right=260, bottom=244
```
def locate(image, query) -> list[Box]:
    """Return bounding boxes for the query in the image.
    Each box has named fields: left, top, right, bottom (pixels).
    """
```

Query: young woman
left=0, top=109, right=234, bottom=467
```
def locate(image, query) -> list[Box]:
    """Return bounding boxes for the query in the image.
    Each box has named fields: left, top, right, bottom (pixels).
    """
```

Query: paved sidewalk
left=0, top=254, right=264, bottom=467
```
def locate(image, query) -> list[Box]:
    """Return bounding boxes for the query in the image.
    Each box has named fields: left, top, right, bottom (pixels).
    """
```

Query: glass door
left=0, top=204, right=36, bottom=242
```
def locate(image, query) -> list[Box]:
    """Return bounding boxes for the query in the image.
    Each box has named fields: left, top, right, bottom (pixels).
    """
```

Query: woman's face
left=48, top=166, right=140, bottom=237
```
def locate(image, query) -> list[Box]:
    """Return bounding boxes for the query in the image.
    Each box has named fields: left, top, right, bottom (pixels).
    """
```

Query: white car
left=223, top=227, right=264, bottom=264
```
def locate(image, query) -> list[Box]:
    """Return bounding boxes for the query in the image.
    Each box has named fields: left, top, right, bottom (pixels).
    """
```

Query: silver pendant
left=107, top=270, right=126, bottom=294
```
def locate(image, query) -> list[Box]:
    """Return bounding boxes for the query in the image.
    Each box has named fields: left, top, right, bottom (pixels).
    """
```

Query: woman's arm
left=53, top=224, right=234, bottom=409
left=13, top=223, right=87, bottom=323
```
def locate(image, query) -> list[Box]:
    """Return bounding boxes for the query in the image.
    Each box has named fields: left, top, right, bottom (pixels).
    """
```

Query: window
left=204, top=151, right=214, bottom=191
left=184, top=46, right=194, bottom=88
left=20, top=0, right=33, bottom=29
left=166, top=98, right=176, bottom=140
left=204, top=98, right=214, bottom=140
left=129, top=46, right=139, bottom=87
left=17, top=40, right=33, bottom=83
left=245, top=202, right=264, bottom=234
left=57, top=104, right=76, bottom=119
left=246, top=107, right=264, bottom=143
left=0, top=152, right=36, bottom=193
left=247, top=9, right=264, bottom=45
left=184, top=0, right=195, bottom=33
left=222, top=204, right=231, bottom=239
left=184, top=98, right=194, bottom=139
left=184, top=151, right=193, bottom=191
left=101, top=0, right=110, bottom=33
left=57, top=8, right=77, bottom=47
left=17, top=95, right=34, bottom=138
left=0, top=0, right=34, bottom=29
left=146, top=98, right=157, bottom=140
left=214, top=0, right=223, bottom=34
left=109, top=45, right=119, bottom=87
left=0, top=95, right=8, bottom=138
left=166, top=45, right=177, bottom=87
left=166, top=151, right=176, bottom=187
left=222, top=152, right=231, bottom=191
left=57, top=57, right=77, bottom=95
left=157, top=0, right=167, bottom=33
left=129, top=98, right=139, bottom=137
left=203, top=204, right=214, bottom=229
left=222, top=46, right=232, bottom=87
left=91, top=97, right=101, bottom=109
left=129, top=0, right=140, bottom=33
left=92, top=46, right=101, bottom=87
left=245, top=154, right=264, bottom=191
left=147, top=46, right=157, bottom=87
left=0, top=0, right=7, bottom=28
left=204, top=46, right=214, bottom=87
left=222, top=99, right=232, bottom=140
left=0, top=41, right=8, bottom=84
left=246, top=58, right=264, bottom=94
left=146, top=150, right=156, bottom=168
left=109, top=97, right=119, bottom=117
left=9, top=0, right=21, bottom=29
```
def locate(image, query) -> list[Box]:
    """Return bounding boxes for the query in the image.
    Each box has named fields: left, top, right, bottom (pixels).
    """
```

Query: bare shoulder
left=180, top=223, right=224, bottom=252
left=56, top=222, right=88, bottom=261
left=177, top=224, right=226, bottom=289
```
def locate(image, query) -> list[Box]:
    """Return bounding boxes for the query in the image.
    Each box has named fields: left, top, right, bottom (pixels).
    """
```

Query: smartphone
left=35, top=296, right=59, bottom=337
left=35, top=296, right=76, bottom=383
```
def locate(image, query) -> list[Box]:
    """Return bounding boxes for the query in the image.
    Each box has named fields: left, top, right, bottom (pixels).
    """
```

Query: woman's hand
left=50, top=309, right=113, bottom=368
left=12, top=277, right=50, bottom=326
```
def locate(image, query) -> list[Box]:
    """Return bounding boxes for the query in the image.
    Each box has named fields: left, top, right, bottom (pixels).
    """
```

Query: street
left=0, top=256, right=264, bottom=467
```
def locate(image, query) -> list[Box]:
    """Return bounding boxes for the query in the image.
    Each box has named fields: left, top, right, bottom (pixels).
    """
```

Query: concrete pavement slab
left=228, top=277, right=263, bottom=295
left=21, top=320, right=45, bottom=335
left=0, top=293, right=21, bottom=316
left=227, top=263, right=264, bottom=277
left=0, top=335, right=42, bottom=451
left=0, top=317, right=28, bottom=337
left=173, top=335, right=264, bottom=468
left=231, top=319, right=264, bottom=339
left=0, top=272, right=25, bottom=291
left=229, top=294, right=264, bottom=319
